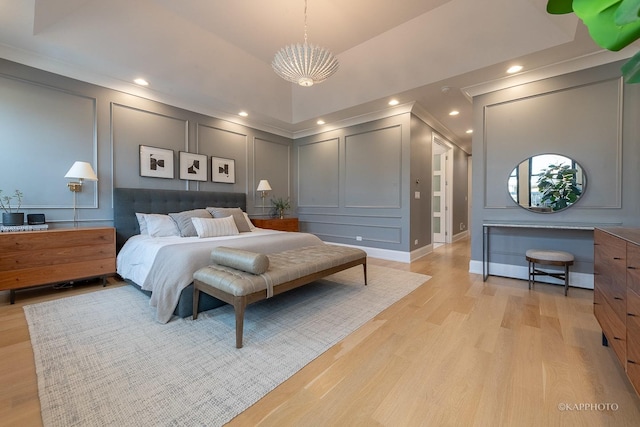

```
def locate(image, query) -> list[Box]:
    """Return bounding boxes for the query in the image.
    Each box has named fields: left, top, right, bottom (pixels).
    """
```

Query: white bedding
left=117, top=228, right=324, bottom=323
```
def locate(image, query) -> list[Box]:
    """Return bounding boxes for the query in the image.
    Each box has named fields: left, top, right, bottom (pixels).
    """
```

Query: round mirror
left=508, top=153, right=586, bottom=213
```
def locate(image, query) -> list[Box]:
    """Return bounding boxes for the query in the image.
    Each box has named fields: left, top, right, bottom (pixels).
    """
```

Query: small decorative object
left=0, top=189, right=24, bottom=226
left=271, top=197, right=291, bottom=219
left=140, top=145, right=174, bottom=179
left=211, top=157, right=235, bottom=183
left=27, top=213, right=46, bottom=225
left=179, top=152, right=208, bottom=181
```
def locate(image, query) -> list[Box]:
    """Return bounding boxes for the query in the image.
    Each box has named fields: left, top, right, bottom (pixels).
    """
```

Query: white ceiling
left=0, top=0, right=637, bottom=153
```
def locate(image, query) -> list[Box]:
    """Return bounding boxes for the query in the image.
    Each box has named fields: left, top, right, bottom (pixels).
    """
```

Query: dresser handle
left=629, top=266, right=638, bottom=270
left=613, top=257, right=623, bottom=260
left=614, top=297, right=624, bottom=300
left=629, top=313, right=638, bottom=317
left=614, top=336, right=623, bottom=340
left=629, top=360, right=638, bottom=365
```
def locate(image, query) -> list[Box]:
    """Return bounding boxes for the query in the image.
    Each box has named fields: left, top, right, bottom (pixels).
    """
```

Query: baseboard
left=452, top=230, right=469, bottom=242
left=468, top=260, right=594, bottom=290
left=327, top=242, right=432, bottom=263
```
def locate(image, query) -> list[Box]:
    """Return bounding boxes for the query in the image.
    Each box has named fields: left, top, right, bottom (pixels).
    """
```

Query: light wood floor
left=1, top=237, right=639, bottom=426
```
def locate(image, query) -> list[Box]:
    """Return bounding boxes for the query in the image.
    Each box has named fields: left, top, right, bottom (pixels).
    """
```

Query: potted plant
left=270, top=197, right=291, bottom=219
left=536, top=163, right=582, bottom=212
left=0, top=189, right=25, bottom=226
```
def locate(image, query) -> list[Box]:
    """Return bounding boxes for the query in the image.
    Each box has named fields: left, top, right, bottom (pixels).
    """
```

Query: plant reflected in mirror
left=508, top=154, right=586, bottom=213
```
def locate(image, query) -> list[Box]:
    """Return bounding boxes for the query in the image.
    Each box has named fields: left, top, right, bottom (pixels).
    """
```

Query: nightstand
left=0, top=227, right=116, bottom=303
left=251, top=218, right=299, bottom=232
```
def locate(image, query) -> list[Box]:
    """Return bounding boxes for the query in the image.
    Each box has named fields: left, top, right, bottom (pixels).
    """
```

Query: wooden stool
left=526, top=249, right=574, bottom=296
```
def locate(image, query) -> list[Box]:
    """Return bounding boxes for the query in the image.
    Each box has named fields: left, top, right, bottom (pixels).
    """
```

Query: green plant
left=547, top=0, right=640, bottom=83
left=270, top=197, right=291, bottom=218
left=0, top=189, right=23, bottom=213
left=536, top=164, right=582, bottom=211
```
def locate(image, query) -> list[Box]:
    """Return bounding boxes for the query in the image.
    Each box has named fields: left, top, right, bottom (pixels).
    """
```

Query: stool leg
left=564, top=264, right=569, bottom=296
left=529, top=261, right=534, bottom=290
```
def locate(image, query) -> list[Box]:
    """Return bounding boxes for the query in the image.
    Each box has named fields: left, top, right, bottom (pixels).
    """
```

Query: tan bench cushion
left=193, top=244, right=366, bottom=298
left=526, top=249, right=574, bottom=263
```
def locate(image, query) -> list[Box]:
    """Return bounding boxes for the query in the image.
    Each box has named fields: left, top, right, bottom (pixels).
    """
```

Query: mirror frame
left=508, top=153, right=586, bottom=213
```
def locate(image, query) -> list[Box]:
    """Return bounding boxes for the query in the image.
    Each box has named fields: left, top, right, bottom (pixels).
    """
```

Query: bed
left=113, top=188, right=324, bottom=323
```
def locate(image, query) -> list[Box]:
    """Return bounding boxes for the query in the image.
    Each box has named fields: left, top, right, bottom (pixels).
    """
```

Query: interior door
left=433, top=146, right=446, bottom=244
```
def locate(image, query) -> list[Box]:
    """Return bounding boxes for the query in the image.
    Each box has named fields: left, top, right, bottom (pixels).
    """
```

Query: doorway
left=432, top=133, right=453, bottom=246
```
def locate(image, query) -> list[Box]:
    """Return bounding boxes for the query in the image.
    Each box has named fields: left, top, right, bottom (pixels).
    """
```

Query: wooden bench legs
left=193, top=259, right=367, bottom=348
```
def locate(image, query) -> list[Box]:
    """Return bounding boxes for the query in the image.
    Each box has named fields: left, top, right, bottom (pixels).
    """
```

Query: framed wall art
left=211, top=156, right=235, bottom=183
left=140, top=145, right=174, bottom=179
left=179, top=152, right=208, bottom=181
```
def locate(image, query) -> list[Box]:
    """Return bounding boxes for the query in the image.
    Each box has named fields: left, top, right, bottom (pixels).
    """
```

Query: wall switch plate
left=414, top=191, right=420, bottom=199
left=356, top=236, right=362, bottom=241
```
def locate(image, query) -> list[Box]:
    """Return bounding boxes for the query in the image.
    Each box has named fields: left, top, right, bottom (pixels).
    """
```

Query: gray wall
left=470, top=60, right=640, bottom=288
left=294, top=115, right=413, bottom=253
left=294, top=111, right=469, bottom=259
left=0, top=59, right=291, bottom=227
left=1, top=58, right=470, bottom=261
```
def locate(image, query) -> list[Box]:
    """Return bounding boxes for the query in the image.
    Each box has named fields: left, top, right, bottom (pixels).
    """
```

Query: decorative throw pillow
left=144, top=214, right=180, bottom=237
left=191, top=216, right=239, bottom=238
left=168, top=209, right=212, bottom=237
left=210, top=247, right=269, bottom=275
left=206, top=207, right=251, bottom=232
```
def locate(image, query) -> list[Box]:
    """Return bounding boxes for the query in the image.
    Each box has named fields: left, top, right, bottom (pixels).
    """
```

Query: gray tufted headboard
left=113, top=187, right=246, bottom=252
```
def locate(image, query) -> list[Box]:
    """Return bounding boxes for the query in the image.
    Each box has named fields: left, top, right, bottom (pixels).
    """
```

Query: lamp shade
left=64, top=161, right=98, bottom=181
left=256, top=180, right=272, bottom=192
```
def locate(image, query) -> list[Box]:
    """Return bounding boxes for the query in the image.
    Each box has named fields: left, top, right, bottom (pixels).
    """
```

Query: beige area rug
left=24, top=265, right=429, bottom=427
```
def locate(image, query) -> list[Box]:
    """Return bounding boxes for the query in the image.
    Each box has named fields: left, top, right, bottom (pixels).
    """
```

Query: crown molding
left=461, top=49, right=636, bottom=99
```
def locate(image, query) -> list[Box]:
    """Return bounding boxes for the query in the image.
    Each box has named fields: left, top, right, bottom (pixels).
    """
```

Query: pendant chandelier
left=272, top=0, right=339, bottom=87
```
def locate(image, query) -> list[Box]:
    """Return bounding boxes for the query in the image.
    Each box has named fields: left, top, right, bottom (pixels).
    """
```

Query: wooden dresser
left=594, top=227, right=640, bottom=395
left=0, top=227, right=116, bottom=303
left=251, top=217, right=299, bottom=232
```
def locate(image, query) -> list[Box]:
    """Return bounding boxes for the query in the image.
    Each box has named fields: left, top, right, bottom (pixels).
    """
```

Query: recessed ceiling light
left=134, top=78, right=149, bottom=86
left=388, top=99, right=399, bottom=106
left=317, top=120, right=325, bottom=125
left=466, top=129, right=473, bottom=134
left=449, top=110, right=459, bottom=116
left=507, top=65, right=523, bottom=74
left=239, top=111, right=248, bottom=117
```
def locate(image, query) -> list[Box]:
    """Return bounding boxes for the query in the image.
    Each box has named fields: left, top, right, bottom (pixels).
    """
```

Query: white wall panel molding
left=345, top=125, right=402, bottom=208
left=253, top=138, right=291, bottom=209
left=483, top=77, right=622, bottom=210
left=298, top=138, right=340, bottom=207
left=111, top=102, right=189, bottom=191
left=0, top=74, right=98, bottom=209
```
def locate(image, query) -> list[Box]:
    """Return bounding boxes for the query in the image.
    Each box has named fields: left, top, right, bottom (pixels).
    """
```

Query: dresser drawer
left=594, top=287, right=627, bottom=367
left=627, top=242, right=640, bottom=295
left=627, top=289, right=640, bottom=394
left=594, top=229, right=627, bottom=321
left=0, top=227, right=116, bottom=296
left=628, top=289, right=640, bottom=363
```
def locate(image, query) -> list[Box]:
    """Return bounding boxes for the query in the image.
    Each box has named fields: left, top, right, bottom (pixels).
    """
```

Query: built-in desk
left=482, top=222, right=595, bottom=281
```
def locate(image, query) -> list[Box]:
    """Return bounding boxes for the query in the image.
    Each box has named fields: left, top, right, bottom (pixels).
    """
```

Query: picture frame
left=211, top=157, right=235, bottom=183
left=140, top=145, right=174, bottom=179
left=179, top=152, right=208, bottom=181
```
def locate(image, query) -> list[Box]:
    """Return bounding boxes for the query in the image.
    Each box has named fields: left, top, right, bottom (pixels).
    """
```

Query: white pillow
left=243, top=212, right=256, bottom=231
left=144, top=214, right=180, bottom=237
left=135, top=213, right=149, bottom=235
left=191, top=216, right=239, bottom=238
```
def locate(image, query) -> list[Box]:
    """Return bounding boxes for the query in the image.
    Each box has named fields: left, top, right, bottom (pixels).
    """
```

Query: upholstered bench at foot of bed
left=192, top=244, right=367, bottom=348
